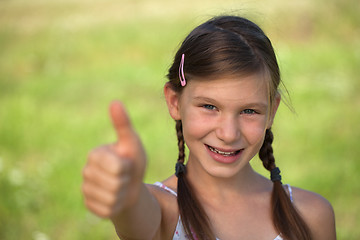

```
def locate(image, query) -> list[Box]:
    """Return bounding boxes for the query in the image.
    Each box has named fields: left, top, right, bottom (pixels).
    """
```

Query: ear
left=267, top=93, right=281, bottom=129
left=164, top=83, right=181, bottom=120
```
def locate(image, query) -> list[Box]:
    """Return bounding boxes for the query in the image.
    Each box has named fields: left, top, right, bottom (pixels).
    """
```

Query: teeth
left=208, top=146, right=238, bottom=156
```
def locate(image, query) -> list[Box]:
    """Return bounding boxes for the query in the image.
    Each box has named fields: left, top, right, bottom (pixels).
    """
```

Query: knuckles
left=86, top=145, right=134, bottom=176
left=82, top=165, right=92, bottom=179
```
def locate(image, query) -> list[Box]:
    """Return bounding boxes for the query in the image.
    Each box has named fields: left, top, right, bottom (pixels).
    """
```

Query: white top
left=154, top=182, right=294, bottom=240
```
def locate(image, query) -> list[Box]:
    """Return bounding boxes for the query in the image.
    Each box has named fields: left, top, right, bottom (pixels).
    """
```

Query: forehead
left=182, top=74, right=269, bottom=104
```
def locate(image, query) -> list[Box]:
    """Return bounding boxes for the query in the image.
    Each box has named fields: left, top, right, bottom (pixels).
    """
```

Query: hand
left=82, top=100, right=146, bottom=218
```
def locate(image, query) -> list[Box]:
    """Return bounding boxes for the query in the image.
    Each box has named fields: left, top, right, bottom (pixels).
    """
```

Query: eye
left=242, top=109, right=256, bottom=114
left=202, top=104, right=217, bottom=110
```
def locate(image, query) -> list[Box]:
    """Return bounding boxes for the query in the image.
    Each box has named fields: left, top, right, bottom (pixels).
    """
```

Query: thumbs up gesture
left=82, top=101, right=146, bottom=218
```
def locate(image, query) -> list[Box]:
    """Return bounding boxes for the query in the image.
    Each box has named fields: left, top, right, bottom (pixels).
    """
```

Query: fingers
left=82, top=185, right=128, bottom=218
left=84, top=198, right=113, bottom=218
left=82, top=146, right=134, bottom=217
left=83, top=160, right=130, bottom=192
left=82, top=178, right=130, bottom=218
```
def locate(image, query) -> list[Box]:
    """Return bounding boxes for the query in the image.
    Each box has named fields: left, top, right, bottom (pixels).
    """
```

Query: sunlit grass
left=0, top=0, right=359, bottom=239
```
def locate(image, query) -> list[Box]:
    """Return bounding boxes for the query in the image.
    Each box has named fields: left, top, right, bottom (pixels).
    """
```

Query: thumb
left=109, top=100, right=137, bottom=155
left=109, top=100, right=147, bottom=184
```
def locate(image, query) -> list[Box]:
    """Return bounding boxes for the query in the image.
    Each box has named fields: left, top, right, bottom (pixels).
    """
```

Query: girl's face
left=165, top=74, right=280, bottom=179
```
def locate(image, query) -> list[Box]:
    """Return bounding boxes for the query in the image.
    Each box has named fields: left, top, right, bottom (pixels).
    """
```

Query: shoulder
left=147, top=176, right=178, bottom=202
left=146, top=177, right=179, bottom=240
left=291, top=186, right=336, bottom=240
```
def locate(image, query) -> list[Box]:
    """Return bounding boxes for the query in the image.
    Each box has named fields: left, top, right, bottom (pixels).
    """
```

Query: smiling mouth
left=206, top=145, right=242, bottom=156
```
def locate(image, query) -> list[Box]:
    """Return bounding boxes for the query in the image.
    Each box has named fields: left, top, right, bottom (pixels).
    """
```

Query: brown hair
left=167, top=16, right=311, bottom=239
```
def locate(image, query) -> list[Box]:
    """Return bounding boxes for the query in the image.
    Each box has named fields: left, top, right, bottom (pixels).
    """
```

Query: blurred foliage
left=0, top=0, right=359, bottom=239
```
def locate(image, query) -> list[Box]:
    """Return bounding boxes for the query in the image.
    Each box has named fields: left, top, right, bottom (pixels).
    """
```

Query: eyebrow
left=193, top=96, right=268, bottom=109
left=193, top=96, right=218, bottom=103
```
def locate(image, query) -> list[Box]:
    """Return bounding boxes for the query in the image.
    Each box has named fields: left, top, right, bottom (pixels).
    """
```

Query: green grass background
left=0, top=0, right=359, bottom=239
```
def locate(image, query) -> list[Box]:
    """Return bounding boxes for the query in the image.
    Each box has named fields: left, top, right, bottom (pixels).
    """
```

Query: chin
left=204, top=164, right=244, bottom=179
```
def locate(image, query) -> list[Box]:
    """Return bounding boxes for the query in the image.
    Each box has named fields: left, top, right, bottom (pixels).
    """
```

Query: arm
left=82, top=101, right=161, bottom=239
left=111, top=184, right=161, bottom=239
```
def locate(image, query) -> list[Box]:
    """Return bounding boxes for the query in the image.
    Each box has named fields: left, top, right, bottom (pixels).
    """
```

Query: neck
left=185, top=158, right=271, bottom=199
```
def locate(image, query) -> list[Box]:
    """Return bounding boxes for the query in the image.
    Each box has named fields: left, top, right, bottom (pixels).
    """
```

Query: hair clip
left=178, top=53, right=186, bottom=87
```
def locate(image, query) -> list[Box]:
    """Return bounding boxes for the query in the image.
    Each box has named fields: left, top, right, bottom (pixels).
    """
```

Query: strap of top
left=154, top=182, right=288, bottom=240
left=284, top=184, right=294, bottom=202
left=154, top=182, right=294, bottom=202
left=154, top=182, right=178, bottom=197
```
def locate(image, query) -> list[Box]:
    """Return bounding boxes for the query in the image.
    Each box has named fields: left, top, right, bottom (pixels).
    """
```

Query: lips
left=205, top=144, right=243, bottom=164
left=205, top=144, right=244, bottom=157
left=206, top=144, right=242, bottom=157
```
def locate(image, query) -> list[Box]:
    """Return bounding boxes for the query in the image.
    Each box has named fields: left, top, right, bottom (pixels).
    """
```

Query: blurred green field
left=0, top=0, right=359, bottom=239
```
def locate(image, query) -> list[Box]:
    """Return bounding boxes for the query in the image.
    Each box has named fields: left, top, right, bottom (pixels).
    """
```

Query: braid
left=176, top=120, right=186, bottom=164
left=259, top=128, right=312, bottom=240
left=259, top=128, right=275, bottom=171
left=174, top=120, right=215, bottom=240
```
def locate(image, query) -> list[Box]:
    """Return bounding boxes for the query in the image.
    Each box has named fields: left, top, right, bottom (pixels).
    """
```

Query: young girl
left=82, top=16, right=336, bottom=240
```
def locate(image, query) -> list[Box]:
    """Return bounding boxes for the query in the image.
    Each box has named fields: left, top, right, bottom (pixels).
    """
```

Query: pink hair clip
left=178, top=54, right=186, bottom=87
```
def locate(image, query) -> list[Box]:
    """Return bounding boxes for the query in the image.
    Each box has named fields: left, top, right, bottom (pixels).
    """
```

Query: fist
left=82, top=101, right=146, bottom=218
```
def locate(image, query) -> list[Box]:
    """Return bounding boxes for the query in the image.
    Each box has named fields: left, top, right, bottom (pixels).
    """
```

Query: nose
left=215, top=114, right=240, bottom=144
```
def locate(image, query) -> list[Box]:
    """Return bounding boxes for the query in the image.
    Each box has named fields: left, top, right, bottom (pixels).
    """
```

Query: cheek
left=181, top=109, right=212, bottom=141
left=241, top=118, right=267, bottom=145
